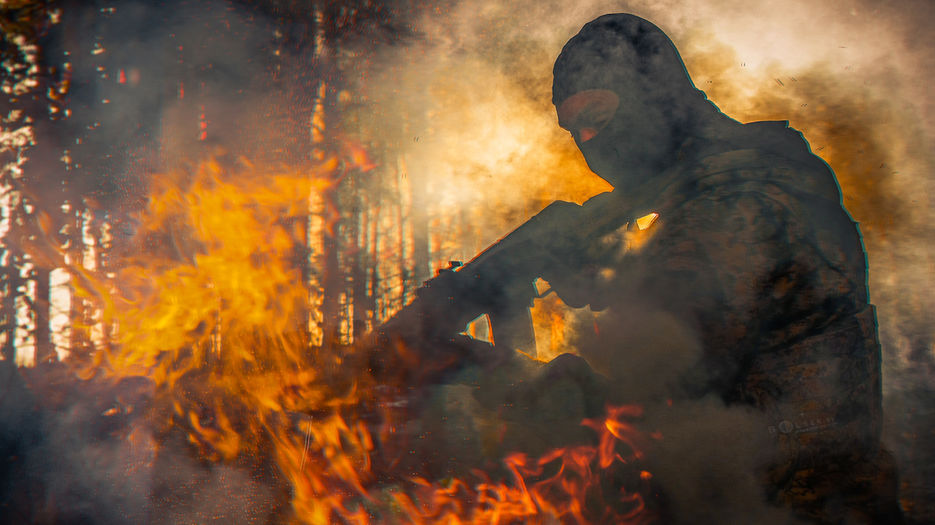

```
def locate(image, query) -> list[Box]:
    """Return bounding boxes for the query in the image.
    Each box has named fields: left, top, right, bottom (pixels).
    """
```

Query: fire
left=528, top=211, right=660, bottom=361
left=393, top=404, right=653, bottom=524
left=634, top=213, right=659, bottom=232
left=530, top=289, right=576, bottom=362
left=56, top=149, right=654, bottom=523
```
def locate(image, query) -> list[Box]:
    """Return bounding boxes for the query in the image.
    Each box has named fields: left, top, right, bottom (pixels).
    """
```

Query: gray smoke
left=5, top=0, right=933, bottom=522
left=359, top=0, right=935, bottom=519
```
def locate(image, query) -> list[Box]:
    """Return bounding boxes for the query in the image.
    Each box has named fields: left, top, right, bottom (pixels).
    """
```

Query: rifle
left=367, top=191, right=632, bottom=375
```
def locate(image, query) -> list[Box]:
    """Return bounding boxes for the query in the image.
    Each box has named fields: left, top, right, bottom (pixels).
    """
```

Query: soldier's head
left=553, top=14, right=717, bottom=189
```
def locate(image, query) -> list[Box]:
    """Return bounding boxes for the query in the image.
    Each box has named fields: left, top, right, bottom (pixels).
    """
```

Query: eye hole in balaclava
left=556, top=89, right=619, bottom=143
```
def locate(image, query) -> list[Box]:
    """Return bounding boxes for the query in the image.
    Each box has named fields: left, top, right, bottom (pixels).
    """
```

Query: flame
left=65, top=151, right=380, bottom=520
left=634, top=213, right=658, bottom=232
left=531, top=289, right=575, bottom=362
left=58, top=147, right=653, bottom=523
left=392, top=404, right=654, bottom=524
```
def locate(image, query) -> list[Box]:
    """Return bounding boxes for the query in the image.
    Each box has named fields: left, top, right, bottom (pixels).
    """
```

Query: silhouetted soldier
left=540, top=13, right=901, bottom=524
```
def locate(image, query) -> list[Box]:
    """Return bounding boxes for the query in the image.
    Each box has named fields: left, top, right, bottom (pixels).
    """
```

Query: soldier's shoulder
left=687, top=121, right=843, bottom=205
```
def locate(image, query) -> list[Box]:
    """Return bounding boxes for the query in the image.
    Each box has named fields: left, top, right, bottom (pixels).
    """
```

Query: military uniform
left=547, top=120, right=901, bottom=523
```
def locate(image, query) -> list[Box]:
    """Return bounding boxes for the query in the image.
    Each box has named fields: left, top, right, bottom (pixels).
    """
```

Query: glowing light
left=49, top=147, right=654, bottom=522
left=635, top=212, right=659, bottom=231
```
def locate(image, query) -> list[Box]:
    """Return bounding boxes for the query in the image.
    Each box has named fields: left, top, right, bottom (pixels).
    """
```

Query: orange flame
left=61, top=149, right=653, bottom=523
left=392, top=404, right=653, bottom=524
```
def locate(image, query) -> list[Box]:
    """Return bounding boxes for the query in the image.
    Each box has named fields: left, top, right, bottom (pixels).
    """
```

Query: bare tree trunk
left=309, top=3, right=346, bottom=349
left=408, top=160, right=430, bottom=288
left=0, top=264, right=17, bottom=364
left=68, top=207, right=89, bottom=359
left=292, top=213, right=312, bottom=346
left=394, top=158, right=411, bottom=308
left=349, top=189, right=372, bottom=341
left=33, top=267, right=53, bottom=365
left=314, top=79, right=343, bottom=347
left=319, top=184, right=342, bottom=348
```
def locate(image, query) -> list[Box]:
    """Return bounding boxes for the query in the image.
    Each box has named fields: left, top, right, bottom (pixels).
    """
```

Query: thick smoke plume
left=2, top=0, right=933, bottom=522
left=356, top=0, right=934, bottom=520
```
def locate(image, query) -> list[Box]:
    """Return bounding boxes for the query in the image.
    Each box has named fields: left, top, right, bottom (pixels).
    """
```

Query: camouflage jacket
left=550, top=120, right=893, bottom=521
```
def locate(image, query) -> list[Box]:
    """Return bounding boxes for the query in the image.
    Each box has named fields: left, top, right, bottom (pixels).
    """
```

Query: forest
left=1, top=0, right=933, bottom=523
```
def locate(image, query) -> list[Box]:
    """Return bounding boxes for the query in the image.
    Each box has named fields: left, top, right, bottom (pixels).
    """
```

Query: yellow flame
left=61, top=149, right=652, bottom=523
left=635, top=212, right=659, bottom=232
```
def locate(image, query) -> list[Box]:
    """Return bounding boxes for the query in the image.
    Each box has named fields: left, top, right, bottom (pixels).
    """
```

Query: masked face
left=557, top=88, right=674, bottom=189
left=553, top=15, right=707, bottom=190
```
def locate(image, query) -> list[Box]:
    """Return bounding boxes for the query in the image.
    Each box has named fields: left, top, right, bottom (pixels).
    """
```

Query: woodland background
left=1, top=0, right=933, bottom=522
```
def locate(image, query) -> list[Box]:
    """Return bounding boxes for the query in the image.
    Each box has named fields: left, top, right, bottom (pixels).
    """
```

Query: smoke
left=644, top=397, right=802, bottom=525
left=4, top=0, right=933, bottom=521
left=48, top=0, right=298, bottom=210
left=353, top=0, right=934, bottom=520
left=1, top=2, right=292, bottom=522
left=357, top=0, right=934, bottom=370
left=0, top=368, right=281, bottom=524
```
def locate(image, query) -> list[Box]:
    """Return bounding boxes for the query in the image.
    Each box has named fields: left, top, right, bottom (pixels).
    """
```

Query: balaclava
left=553, top=14, right=715, bottom=187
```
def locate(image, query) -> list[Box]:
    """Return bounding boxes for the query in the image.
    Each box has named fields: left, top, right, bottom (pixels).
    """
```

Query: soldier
left=538, top=13, right=902, bottom=523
